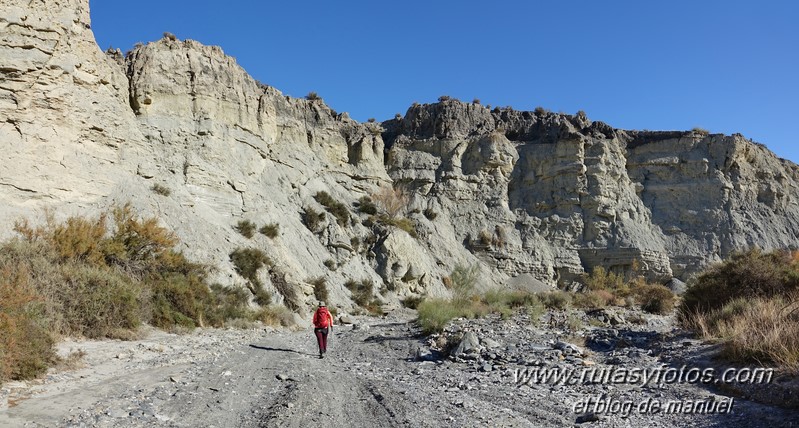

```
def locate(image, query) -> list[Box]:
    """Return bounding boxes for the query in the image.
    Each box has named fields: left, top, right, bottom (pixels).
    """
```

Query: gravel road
left=1, top=309, right=798, bottom=427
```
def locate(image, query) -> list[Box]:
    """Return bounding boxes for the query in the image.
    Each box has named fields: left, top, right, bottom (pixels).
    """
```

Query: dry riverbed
left=1, top=308, right=797, bottom=427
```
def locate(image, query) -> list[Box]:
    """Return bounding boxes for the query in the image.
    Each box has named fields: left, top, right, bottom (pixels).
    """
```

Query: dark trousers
left=314, top=327, right=329, bottom=353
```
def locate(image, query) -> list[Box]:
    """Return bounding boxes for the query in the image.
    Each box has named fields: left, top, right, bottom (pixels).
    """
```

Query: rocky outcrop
left=2, top=0, right=799, bottom=311
left=0, top=0, right=144, bottom=217
left=383, top=101, right=799, bottom=286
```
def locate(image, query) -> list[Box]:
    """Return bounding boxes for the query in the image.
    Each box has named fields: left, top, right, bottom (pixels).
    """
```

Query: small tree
left=371, top=186, right=409, bottom=219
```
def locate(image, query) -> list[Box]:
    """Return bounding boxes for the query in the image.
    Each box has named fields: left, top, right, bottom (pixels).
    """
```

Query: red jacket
left=313, top=307, right=333, bottom=328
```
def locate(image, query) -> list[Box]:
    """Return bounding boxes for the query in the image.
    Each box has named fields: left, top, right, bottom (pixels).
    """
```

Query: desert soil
left=1, top=308, right=798, bottom=427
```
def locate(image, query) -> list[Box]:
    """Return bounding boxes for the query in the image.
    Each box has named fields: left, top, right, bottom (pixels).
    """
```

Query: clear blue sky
left=91, top=1, right=799, bottom=163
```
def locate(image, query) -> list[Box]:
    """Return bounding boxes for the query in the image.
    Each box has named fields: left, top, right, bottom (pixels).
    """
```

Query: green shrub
left=3, top=205, right=237, bottom=378
left=540, top=291, right=572, bottom=310
left=344, top=279, right=374, bottom=307
left=254, top=305, right=295, bottom=327
left=58, top=263, right=145, bottom=337
left=372, top=215, right=417, bottom=238
left=680, top=249, right=799, bottom=315
left=634, top=283, right=675, bottom=314
left=357, top=196, right=378, bottom=215
left=680, top=249, right=799, bottom=369
left=450, top=264, right=479, bottom=297
left=259, top=223, right=279, bottom=239
left=402, top=295, right=424, bottom=309
left=583, top=266, right=625, bottom=291
left=234, top=220, right=257, bottom=239
left=314, top=192, right=350, bottom=226
left=229, top=248, right=271, bottom=286
left=310, top=277, right=329, bottom=303
left=150, top=272, right=214, bottom=329
left=572, top=290, right=614, bottom=309
left=526, top=298, right=546, bottom=324
left=0, top=264, right=55, bottom=381
left=303, top=207, right=326, bottom=232
left=417, top=298, right=464, bottom=334
left=229, top=248, right=272, bottom=306
left=208, top=283, right=251, bottom=321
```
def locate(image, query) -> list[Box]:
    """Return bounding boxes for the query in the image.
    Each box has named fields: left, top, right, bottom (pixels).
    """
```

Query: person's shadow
left=249, top=344, right=316, bottom=357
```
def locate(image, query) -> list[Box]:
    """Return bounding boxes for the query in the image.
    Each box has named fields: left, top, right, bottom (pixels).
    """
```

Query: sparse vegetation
left=323, top=259, right=336, bottom=270
left=371, top=186, right=408, bottom=219
left=692, top=127, right=710, bottom=136
left=2, top=206, right=264, bottom=381
left=539, top=291, right=572, bottom=310
left=477, top=229, right=492, bottom=246
left=233, top=220, right=257, bottom=239
left=635, top=283, right=676, bottom=315
left=344, top=279, right=382, bottom=315
left=253, top=305, right=295, bottom=327
left=417, top=289, right=545, bottom=334
left=472, top=98, right=481, bottom=104
left=151, top=183, right=171, bottom=196
left=575, top=265, right=675, bottom=314
left=402, top=295, right=424, bottom=309
left=438, top=95, right=451, bottom=102
left=314, top=191, right=350, bottom=226
left=259, top=223, right=279, bottom=239
left=303, top=207, right=326, bottom=232
left=229, top=248, right=272, bottom=306
left=271, top=271, right=300, bottom=311
left=373, top=215, right=417, bottom=238
left=357, top=196, right=378, bottom=215
left=423, top=208, right=437, bottom=221
left=450, top=264, right=479, bottom=297
left=310, top=277, right=329, bottom=304
left=680, top=249, right=799, bottom=369
left=534, top=106, right=548, bottom=115
left=305, top=91, right=321, bottom=101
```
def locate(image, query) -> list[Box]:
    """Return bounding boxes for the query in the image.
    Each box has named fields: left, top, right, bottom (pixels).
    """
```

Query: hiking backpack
left=314, top=307, right=330, bottom=328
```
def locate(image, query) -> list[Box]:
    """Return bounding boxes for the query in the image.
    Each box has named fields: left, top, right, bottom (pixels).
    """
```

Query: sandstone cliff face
left=0, top=0, right=144, bottom=216
left=383, top=102, right=799, bottom=286
left=2, top=0, right=798, bottom=311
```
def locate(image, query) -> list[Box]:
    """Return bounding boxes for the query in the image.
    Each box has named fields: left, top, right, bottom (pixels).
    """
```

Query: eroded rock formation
left=2, top=0, right=798, bottom=311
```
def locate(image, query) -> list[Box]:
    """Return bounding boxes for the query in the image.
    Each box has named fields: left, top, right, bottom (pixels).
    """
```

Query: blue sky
left=91, top=1, right=798, bottom=163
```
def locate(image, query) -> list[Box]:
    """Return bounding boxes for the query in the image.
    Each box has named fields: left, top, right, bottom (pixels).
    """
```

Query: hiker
left=312, top=301, right=334, bottom=358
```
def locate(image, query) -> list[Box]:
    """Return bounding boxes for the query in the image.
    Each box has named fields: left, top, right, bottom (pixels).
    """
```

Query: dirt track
left=2, top=309, right=798, bottom=427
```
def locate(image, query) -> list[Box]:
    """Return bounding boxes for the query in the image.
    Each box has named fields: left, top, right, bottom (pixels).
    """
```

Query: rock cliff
left=2, top=0, right=798, bottom=311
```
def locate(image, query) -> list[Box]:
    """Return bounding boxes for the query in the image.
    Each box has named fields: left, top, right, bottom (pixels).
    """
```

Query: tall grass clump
left=345, top=279, right=382, bottom=315
left=310, top=277, right=329, bottom=303
left=233, top=220, right=257, bottom=239
left=314, top=191, right=350, bottom=226
left=303, top=207, right=326, bottom=232
left=680, top=249, right=799, bottom=369
left=259, top=223, right=279, bottom=239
